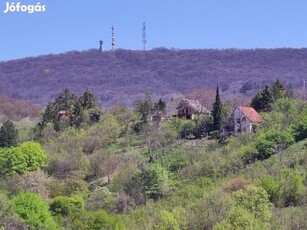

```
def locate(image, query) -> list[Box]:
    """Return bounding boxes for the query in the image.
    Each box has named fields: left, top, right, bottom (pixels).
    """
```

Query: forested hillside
left=1, top=48, right=307, bottom=107
left=0, top=84, right=306, bottom=229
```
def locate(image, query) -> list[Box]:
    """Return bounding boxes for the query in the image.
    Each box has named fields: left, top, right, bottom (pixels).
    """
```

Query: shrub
left=0, top=192, right=14, bottom=225
left=0, top=141, right=47, bottom=177
left=180, top=119, right=196, bottom=139
left=291, top=111, right=307, bottom=141
left=74, top=210, right=126, bottom=230
left=256, top=131, right=294, bottom=159
left=12, top=192, right=58, bottom=230
left=223, top=177, right=250, bottom=193
left=49, top=195, right=84, bottom=217
left=280, top=170, right=304, bottom=207
left=260, top=176, right=282, bottom=206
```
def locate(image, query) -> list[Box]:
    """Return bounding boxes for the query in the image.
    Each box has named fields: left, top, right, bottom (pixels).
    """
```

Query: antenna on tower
left=99, top=40, right=103, bottom=52
left=111, top=26, right=115, bottom=52
left=142, top=22, right=147, bottom=51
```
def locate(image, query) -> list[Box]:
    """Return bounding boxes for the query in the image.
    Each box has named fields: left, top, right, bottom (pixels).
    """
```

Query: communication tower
left=142, top=22, right=147, bottom=50
left=111, top=26, right=115, bottom=52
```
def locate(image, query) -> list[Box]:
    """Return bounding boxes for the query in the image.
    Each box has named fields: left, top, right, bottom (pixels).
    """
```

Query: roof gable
left=237, top=106, right=263, bottom=123
left=176, top=99, right=210, bottom=114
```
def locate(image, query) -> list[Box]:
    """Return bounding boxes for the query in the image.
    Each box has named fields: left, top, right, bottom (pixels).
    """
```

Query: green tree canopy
left=135, top=92, right=154, bottom=123
left=79, top=88, right=97, bottom=110
left=251, top=85, right=274, bottom=112
left=12, top=192, right=58, bottom=230
left=271, top=79, right=286, bottom=101
left=0, top=141, right=47, bottom=177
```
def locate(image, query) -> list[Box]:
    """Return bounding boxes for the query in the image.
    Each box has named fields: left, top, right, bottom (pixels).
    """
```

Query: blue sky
left=1, top=0, right=307, bottom=61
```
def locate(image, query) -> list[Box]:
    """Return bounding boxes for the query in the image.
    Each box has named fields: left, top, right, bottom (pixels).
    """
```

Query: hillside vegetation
left=1, top=48, right=307, bottom=106
left=0, top=85, right=306, bottom=229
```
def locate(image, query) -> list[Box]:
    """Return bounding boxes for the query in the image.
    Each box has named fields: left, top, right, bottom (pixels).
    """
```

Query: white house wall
left=233, top=108, right=253, bottom=133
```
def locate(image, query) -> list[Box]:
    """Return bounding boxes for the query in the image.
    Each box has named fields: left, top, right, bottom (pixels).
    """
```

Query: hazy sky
left=1, top=0, right=307, bottom=61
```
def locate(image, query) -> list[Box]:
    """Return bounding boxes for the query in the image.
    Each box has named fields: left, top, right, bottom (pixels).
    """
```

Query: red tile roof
left=238, top=106, right=263, bottom=123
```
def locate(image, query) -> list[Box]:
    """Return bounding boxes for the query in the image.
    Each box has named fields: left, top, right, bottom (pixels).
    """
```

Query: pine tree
left=251, top=85, right=273, bottom=112
left=271, top=79, right=286, bottom=101
left=154, top=99, right=166, bottom=113
left=212, top=85, right=223, bottom=131
left=0, top=120, right=19, bottom=147
left=54, top=88, right=77, bottom=111
left=79, top=88, right=97, bottom=110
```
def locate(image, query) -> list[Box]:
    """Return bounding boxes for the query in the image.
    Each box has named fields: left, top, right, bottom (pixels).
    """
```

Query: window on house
left=237, top=118, right=240, bottom=124
left=242, top=117, right=246, bottom=122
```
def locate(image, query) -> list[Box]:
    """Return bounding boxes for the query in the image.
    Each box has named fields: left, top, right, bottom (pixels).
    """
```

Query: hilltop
left=1, top=48, right=307, bottom=107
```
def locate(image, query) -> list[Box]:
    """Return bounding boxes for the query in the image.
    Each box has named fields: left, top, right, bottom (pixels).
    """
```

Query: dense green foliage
left=37, top=88, right=101, bottom=135
left=0, top=87, right=307, bottom=229
left=12, top=192, right=58, bottom=230
left=0, top=141, right=46, bottom=177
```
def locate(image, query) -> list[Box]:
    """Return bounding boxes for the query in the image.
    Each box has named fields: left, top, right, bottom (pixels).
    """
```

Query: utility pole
left=304, top=80, right=306, bottom=91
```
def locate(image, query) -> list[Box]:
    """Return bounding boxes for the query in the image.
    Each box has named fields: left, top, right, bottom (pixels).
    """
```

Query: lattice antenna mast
left=142, top=22, right=147, bottom=50
left=111, top=26, right=115, bottom=52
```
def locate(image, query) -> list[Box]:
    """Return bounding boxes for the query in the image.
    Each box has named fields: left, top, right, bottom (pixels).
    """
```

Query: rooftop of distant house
left=237, top=106, right=263, bottom=123
left=177, top=99, right=211, bottom=114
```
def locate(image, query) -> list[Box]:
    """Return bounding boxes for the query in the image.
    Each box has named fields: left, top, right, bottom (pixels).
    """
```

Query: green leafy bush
left=260, top=176, right=282, bottom=206
left=256, top=131, right=294, bottom=159
left=291, top=111, right=307, bottom=141
left=49, top=195, right=84, bottom=217
left=12, top=192, right=58, bottom=230
left=74, top=210, right=126, bottom=230
left=0, top=141, right=46, bottom=177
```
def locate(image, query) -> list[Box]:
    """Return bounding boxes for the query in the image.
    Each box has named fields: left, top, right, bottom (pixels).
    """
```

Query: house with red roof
left=231, top=106, right=263, bottom=134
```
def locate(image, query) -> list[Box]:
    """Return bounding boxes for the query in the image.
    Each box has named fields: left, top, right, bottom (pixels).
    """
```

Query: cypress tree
left=0, top=120, right=19, bottom=147
left=212, top=85, right=222, bottom=131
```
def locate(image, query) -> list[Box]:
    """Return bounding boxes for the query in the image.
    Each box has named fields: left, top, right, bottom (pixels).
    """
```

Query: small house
left=231, top=106, right=263, bottom=134
left=176, top=99, right=211, bottom=120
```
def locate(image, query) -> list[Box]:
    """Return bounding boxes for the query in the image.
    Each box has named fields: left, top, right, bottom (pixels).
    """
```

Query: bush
left=280, top=170, right=304, bottom=207
left=50, top=195, right=84, bottom=217
left=0, top=141, right=47, bottom=177
left=214, top=186, right=272, bottom=230
left=0, top=192, right=14, bottom=225
left=223, top=177, right=250, bottom=193
left=260, top=176, right=282, bottom=206
left=74, top=210, right=126, bottom=230
left=256, top=131, right=295, bottom=159
left=291, top=111, right=307, bottom=141
left=180, top=120, right=196, bottom=139
left=239, top=144, right=258, bottom=164
left=12, top=192, right=58, bottom=230
left=48, top=179, right=89, bottom=198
